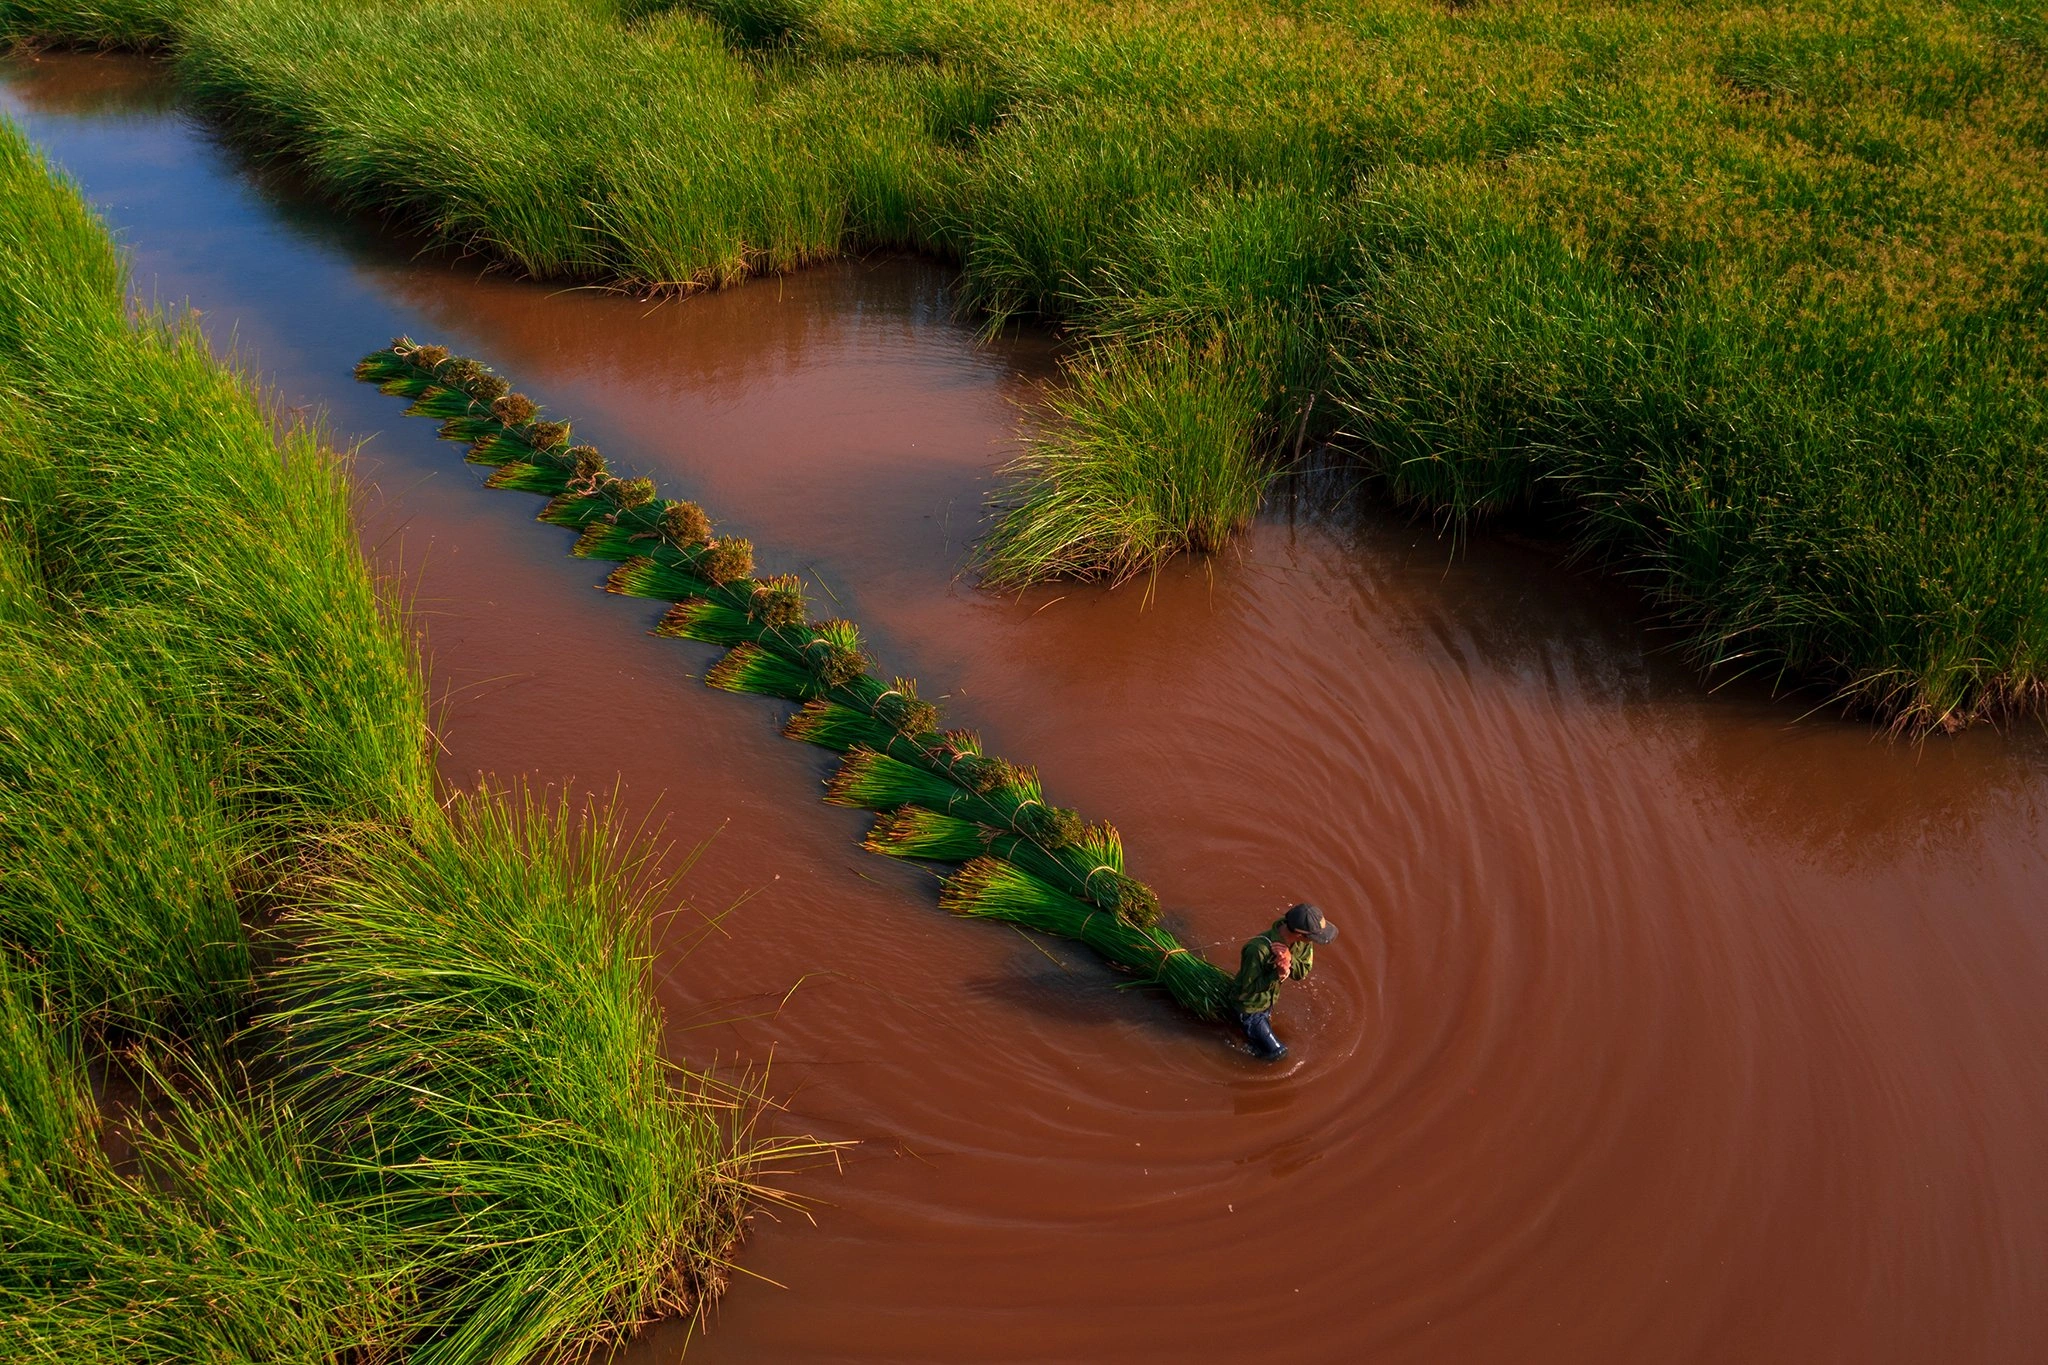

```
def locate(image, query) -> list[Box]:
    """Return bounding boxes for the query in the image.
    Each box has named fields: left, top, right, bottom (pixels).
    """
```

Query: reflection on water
left=7, top=51, right=2047, bottom=1365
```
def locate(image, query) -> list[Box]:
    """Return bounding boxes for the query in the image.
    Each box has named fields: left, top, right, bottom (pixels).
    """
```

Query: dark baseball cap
left=1284, top=902, right=1338, bottom=943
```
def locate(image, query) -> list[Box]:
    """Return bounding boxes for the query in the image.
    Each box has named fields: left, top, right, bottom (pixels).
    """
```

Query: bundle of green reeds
left=356, top=339, right=1237, bottom=1022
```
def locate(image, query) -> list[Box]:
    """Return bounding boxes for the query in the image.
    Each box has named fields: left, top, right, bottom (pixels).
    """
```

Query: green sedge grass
left=10, top=0, right=2032, bottom=725
left=0, top=119, right=777, bottom=1360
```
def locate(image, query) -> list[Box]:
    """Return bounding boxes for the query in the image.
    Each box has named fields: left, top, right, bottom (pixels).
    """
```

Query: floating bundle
left=355, top=341, right=1238, bottom=1022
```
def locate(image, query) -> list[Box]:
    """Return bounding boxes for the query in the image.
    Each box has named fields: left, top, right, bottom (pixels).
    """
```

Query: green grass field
left=2, top=1, right=2042, bottom=722
left=0, top=116, right=770, bottom=1361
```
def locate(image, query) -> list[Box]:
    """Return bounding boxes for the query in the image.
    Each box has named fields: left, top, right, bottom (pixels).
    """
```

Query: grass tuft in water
left=981, top=333, right=1272, bottom=588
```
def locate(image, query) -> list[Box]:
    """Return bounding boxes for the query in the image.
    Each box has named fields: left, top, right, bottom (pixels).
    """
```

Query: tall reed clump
left=0, top=788, right=760, bottom=1364
left=15, top=0, right=2033, bottom=726
left=264, top=790, right=749, bottom=1362
left=0, top=121, right=768, bottom=1357
left=979, top=329, right=1273, bottom=587
left=0, top=751, right=383, bottom=1357
left=0, top=960, right=98, bottom=1184
left=358, top=339, right=1240, bottom=1020
left=1332, top=131, right=2048, bottom=728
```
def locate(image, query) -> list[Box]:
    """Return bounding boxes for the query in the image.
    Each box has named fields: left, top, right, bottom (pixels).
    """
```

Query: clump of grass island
left=5, top=0, right=2041, bottom=729
left=0, top=116, right=779, bottom=1359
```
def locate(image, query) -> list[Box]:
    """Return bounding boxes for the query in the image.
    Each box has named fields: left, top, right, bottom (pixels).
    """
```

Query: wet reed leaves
left=360, top=338, right=1232, bottom=1019
left=827, top=746, right=967, bottom=814
left=705, top=641, right=825, bottom=700
left=782, top=698, right=898, bottom=752
left=609, top=551, right=721, bottom=602
left=656, top=595, right=764, bottom=647
left=864, top=805, right=990, bottom=863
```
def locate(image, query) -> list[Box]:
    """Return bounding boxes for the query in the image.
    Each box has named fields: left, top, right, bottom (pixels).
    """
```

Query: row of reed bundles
left=355, top=341, right=1237, bottom=1022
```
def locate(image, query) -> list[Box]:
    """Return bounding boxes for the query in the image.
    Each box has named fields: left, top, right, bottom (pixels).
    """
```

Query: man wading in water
left=1234, top=903, right=1337, bottom=1060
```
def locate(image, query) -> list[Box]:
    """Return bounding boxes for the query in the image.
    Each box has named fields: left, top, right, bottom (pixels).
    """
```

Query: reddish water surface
left=8, top=53, right=2048, bottom=1365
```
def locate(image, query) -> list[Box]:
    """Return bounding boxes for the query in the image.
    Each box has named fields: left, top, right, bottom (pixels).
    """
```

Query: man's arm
left=1289, top=942, right=1314, bottom=981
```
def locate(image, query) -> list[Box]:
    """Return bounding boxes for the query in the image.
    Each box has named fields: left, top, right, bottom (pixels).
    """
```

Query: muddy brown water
left=8, top=52, right=2048, bottom=1365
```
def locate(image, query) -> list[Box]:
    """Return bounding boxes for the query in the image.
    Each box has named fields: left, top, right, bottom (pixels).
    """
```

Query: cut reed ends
left=491, top=392, right=537, bottom=426
left=781, top=699, right=897, bottom=752
left=865, top=806, right=989, bottom=862
left=873, top=678, right=939, bottom=738
left=701, top=536, right=753, bottom=584
left=805, top=618, right=868, bottom=688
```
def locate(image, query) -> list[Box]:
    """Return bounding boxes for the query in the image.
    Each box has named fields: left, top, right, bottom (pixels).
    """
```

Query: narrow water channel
left=8, top=52, right=2047, bottom=1365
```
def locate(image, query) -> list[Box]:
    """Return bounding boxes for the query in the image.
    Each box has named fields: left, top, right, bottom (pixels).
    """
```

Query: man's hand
left=1272, top=943, right=1292, bottom=979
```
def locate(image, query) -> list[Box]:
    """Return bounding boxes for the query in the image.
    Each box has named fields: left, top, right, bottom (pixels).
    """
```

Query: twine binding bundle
left=356, top=340, right=1235, bottom=1022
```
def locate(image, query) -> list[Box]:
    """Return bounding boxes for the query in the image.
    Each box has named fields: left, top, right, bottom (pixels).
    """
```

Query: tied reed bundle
left=358, top=340, right=1228, bottom=1024
left=701, top=537, right=753, bottom=585
left=938, top=854, right=1233, bottom=1019
left=664, top=500, right=712, bottom=548
left=873, top=678, right=938, bottom=738
left=654, top=598, right=759, bottom=648
left=491, top=392, right=538, bottom=426
left=749, top=574, right=805, bottom=628
left=781, top=699, right=897, bottom=752
left=865, top=806, right=990, bottom=862
left=805, top=620, right=868, bottom=688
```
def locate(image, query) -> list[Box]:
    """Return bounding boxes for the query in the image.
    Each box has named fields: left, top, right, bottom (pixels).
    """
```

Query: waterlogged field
left=4, top=48, right=2048, bottom=1365
left=4, top=0, right=2044, bottom=727
left=0, top=118, right=778, bottom=1360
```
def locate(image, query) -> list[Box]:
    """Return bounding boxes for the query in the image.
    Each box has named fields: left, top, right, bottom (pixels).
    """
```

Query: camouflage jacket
left=1233, top=920, right=1313, bottom=1014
